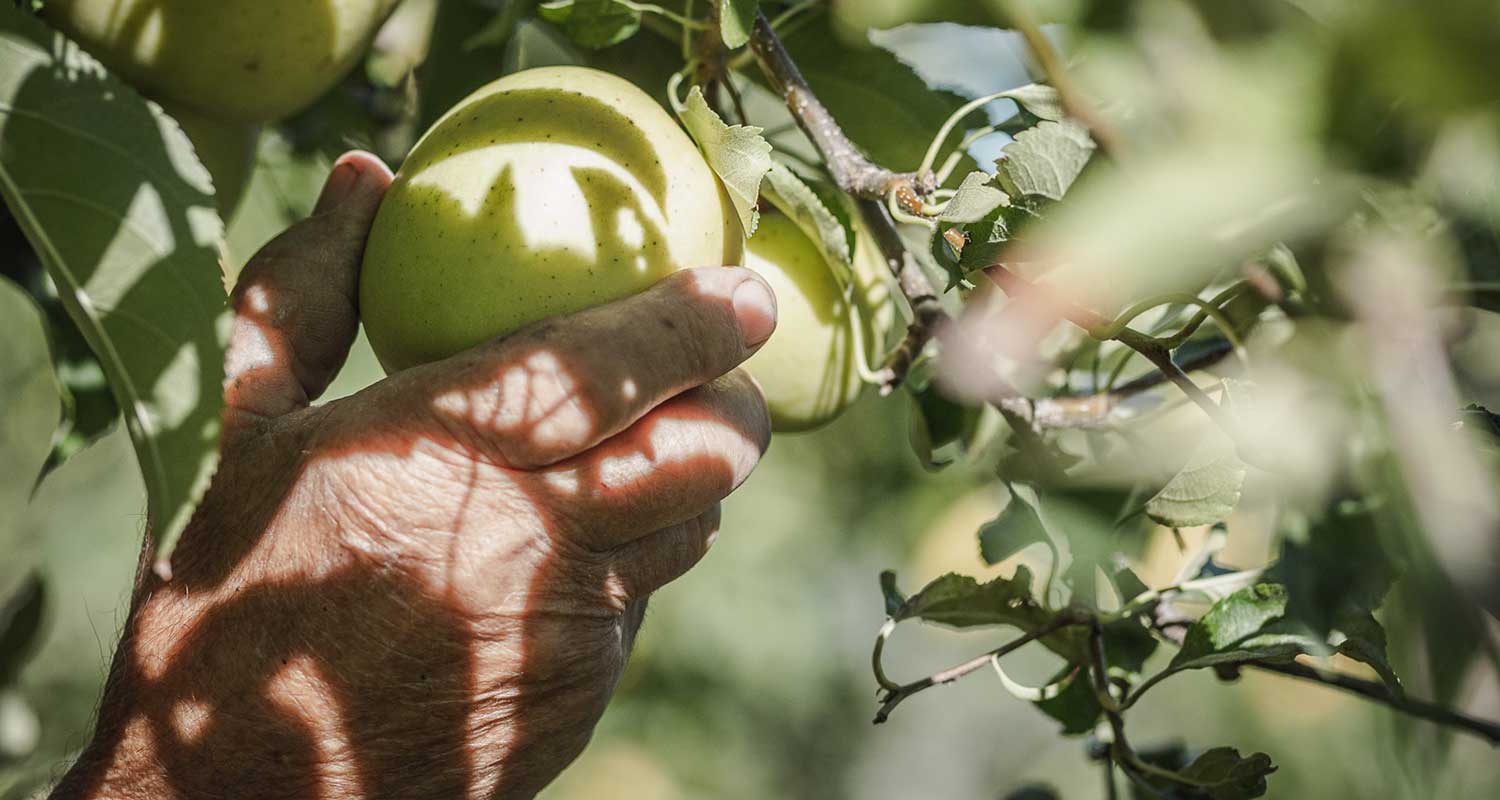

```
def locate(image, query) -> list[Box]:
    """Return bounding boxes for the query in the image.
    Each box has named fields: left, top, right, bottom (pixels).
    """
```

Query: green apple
left=161, top=100, right=258, bottom=217
left=42, top=0, right=400, bottom=122
left=359, top=66, right=744, bottom=373
left=742, top=211, right=889, bottom=432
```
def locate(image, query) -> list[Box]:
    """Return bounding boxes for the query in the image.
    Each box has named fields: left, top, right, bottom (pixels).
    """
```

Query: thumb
left=224, top=151, right=393, bottom=425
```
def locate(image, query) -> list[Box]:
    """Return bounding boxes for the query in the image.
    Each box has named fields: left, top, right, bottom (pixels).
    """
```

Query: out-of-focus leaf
left=939, top=170, right=1009, bottom=223
left=465, top=0, right=538, bottom=51
left=1104, top=616, right=1159, bottom=675
left=504, top=16, right=586, bottom=72
left=0, top=275, right=63, bottom=498
left=677, top=85, right=772, bottom=235
left=720, top=0, right=757, bottom=49
left=0, top=7, right=229, bottom=568
left=0, top=574, right=45, bottom=685
left=1146, top=443, right=1246, bottom=528
left=1002, top=785, right=1061, bottom=800
left=997, top=120, right=1096, bottom=201
left=907, top=385, right=981, bottom=471
left=539, top=0, right=641, bottom=49
left=979, top=484, right=1049, bottom=565
left=1270, top=501, right=1398, bottom=635
left=762, top=161, right=852, bottom=269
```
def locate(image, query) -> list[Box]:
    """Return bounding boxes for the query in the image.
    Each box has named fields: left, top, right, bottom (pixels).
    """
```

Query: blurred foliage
left=3, top=0, right=1500, bottom=798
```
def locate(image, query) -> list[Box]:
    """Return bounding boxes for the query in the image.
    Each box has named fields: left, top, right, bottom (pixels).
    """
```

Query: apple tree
left=2, top=1, right=1499, bottom=797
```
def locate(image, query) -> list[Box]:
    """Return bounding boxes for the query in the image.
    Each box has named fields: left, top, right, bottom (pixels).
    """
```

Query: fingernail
left=733, top=276, right=777, bottom=347
left=313, top=161, right=360, bottom=215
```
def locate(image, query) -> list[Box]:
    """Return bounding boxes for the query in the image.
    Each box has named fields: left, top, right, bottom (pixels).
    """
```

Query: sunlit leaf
left=762, top=160, right=852, bottom=269
left=677, top=85, right=772, bottom=235
left=1168, top=585, right=1320, bottom=673
left=997, top=120, right=1096, bottom=201
left=939, top=171, right=1009, bottom=224
left=0, top=7, right=229, bottom=567
left=1146, top=442, right=1246, bottom=528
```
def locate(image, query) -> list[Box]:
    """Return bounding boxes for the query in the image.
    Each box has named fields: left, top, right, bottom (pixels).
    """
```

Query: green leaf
left=1168, top=585, right=1319, bottom=673
left=879, top=570, right=906, bottom=617
left=0, top=276, right=60, bottom=509
left=762, top=161, right=853, bottom=270
left=939, top=170, right=1010, bottom=223
left=893, top=569, right=1050, bottom=631
left=1330, top=611, right=1402, bottom=696
left=539, top=0, right=642, bottom=49
left=906, top=384, right=982, bottom=470
left=1033, top=666, right=1100, bottom=735
left=0, top=573, right=45, bottom=685
left=1145, top=443, right=1246, bottom=528
left=997, top=120, right=1096, bottom=201
left=952, top=193, right=1048, bottom=273
left=720, top=0, right=758, bottom=49
left=979, top=485, right=1049, bottom=565
left=1138, top=747, right=1275, bottom=800
left=1001, top=84, right=1066, bottom=123
left=0, top=6, right=229, bottom=567
left=676, top=85, right=772, bottom=236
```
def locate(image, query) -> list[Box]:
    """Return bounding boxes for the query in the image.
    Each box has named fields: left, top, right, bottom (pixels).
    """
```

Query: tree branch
left=873, top=612, right=1084, bottom=723
left=1250, top=660, right=1500, bottom=746
left=856, top=197, right=951, bottom=394
left=748, top=12, right=934, bottom=199
left=984, top=264, right=1239, bottom=433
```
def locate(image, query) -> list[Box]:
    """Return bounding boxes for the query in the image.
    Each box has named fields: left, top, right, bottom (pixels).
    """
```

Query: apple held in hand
left=360, top=65, right=892, bottom=432
left=359, top=66, right=743, bottom=373
left=43, top=0, right=399, bottom=122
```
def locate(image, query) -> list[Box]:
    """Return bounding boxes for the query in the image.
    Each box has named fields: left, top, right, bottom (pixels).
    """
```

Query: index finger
left=417, top=266, right=777, bottom=468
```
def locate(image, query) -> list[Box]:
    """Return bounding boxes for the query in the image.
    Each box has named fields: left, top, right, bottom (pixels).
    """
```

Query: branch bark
left=748, top=13, right=934, bottom=199
left=856, top=198, right=950, bottom=394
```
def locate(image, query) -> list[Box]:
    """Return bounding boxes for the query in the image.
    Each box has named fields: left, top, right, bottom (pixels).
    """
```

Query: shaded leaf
left=893, top=569, right=1046, bottom=630
left=538, top=0, right=641, bottom=49
left=979, top=485, right=1049, bottom=565
left=0, top=573, right=45, bottom=685
left=879, top=570, right=906, bottom=617
left=464, top=0, right=538, bottom=51
left=1330, top=611, right=1402, bottom=696
left=1033, top=666, right=1100, bottom=735
left=720, top=0, right=758, bottom=49
left=0, top=275, right=60, bottom=507
left=0, top=7, right=229, bottom=567
left=677, top=85, right=772, bottom=235
left=1172, top=747, right=1276, bottom=800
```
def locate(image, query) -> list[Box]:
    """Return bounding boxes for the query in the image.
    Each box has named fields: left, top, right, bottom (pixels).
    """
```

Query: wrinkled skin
left=51, top=152, right=778, bottom=800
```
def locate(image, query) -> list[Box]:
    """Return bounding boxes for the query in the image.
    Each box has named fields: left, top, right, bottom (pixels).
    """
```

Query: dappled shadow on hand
left=59, top=272, right=767, bottom=799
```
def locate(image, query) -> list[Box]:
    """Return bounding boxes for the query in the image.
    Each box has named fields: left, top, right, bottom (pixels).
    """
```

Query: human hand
left=53, top=151, right=775, bottom=799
